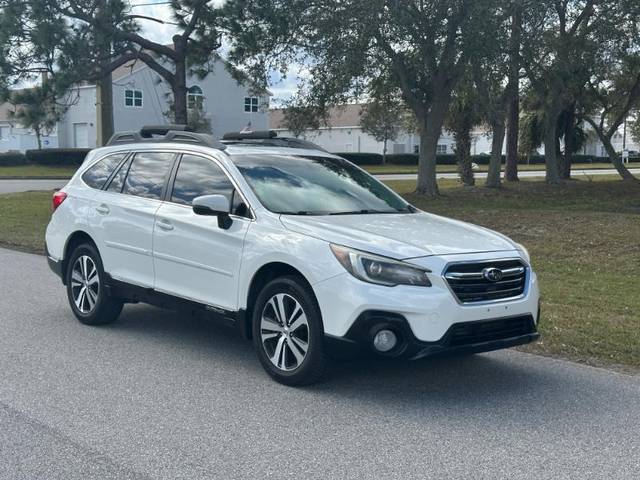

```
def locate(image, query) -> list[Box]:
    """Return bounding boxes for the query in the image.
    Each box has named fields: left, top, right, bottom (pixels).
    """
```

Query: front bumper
left=324, top=312, right=539, bottom=360
left=313, top=251, right=540, bottom=357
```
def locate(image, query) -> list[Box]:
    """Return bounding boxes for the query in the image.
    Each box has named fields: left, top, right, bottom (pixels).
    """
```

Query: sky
left=130, top=0, right=299, bottom=106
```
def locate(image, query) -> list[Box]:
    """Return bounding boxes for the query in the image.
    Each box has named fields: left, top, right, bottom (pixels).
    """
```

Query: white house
left=269, top=103, right=494, bottom=155
left=269, top=103, right=639, bottom=158
left=0, top=58, right=270, bottom=152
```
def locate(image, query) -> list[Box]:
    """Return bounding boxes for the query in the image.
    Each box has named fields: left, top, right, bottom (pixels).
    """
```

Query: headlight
left=330, top=244, right=432, bottom=287
left=515, top=243, right=531, bottom=263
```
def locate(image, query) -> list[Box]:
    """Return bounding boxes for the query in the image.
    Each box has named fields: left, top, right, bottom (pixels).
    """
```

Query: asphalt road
left=1, top=167, right=639, bottom=194
left=0, top=179, right=67, bottom=194
left=1, top=247, right=639, bottom=479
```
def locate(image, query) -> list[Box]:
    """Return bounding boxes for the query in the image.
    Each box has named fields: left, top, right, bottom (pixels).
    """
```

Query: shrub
left=25, top=148, right=91, bottom=166
left=0, top=152, right=27, bottom=166
left=333, top=152, right=384, bottom=165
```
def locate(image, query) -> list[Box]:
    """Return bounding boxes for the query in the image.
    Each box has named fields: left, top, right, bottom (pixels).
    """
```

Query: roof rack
left=107, top=125, right=226, bottom=150
left=222, top=130, right=278, bottom=140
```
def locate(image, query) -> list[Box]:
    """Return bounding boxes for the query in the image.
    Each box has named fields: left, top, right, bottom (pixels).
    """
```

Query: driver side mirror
left=192, top=194, right=233, bottom=229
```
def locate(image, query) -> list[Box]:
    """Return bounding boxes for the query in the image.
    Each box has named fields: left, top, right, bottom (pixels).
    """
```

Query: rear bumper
left=324, top=312, right=540, bottom=360
left=45, top=243, right=64, bottom=282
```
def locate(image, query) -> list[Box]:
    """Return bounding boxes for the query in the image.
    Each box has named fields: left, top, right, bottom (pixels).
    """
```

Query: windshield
left=233, top=154, right=412, bottom=215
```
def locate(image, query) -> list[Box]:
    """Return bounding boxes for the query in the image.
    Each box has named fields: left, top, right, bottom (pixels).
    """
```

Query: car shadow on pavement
left=100, top=304, right=624, bottom=424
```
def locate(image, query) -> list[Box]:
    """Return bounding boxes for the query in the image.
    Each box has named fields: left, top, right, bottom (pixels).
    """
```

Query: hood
left=280, top=212, right=517, bottom=259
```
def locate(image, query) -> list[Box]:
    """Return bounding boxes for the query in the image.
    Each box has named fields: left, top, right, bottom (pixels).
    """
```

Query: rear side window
left=81, top=153, right=127, bottom=189
left=122, top=152, right=175, bottom=200
left=106, top=157, right=132, bottom=193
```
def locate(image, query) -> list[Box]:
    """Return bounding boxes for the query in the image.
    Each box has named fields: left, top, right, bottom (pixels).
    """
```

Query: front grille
left=444, top=259, right=527, bottom=304
left=447, top=315, right=535, bottom=347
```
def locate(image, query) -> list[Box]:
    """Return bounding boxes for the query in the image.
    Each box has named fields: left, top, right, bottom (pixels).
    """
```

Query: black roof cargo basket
left=222, top=130, right=278, bottom=140
left=107, top=125, right=226, bottom=150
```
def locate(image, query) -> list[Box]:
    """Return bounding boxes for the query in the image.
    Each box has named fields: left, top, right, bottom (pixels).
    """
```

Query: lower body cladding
left=314, top=255, right=541, bottom=360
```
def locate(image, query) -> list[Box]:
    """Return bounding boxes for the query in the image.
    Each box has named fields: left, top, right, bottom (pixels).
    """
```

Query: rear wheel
left=252, top=276, right=327, bottom=386
left=66, top=243, right=123, bottom=325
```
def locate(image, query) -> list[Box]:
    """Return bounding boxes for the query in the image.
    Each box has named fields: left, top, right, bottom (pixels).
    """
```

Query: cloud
left=131, top=2, right=177, bottom=43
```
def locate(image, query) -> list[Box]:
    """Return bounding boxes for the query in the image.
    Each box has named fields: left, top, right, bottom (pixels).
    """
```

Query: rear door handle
left=95, top=204, right=110, bottom=215
left=157, top=219, right=174, bottom=231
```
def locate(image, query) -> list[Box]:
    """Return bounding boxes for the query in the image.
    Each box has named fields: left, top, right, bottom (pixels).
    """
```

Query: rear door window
left=121, top=152, right=175, bottom=200
left=81, top=153, right=127, bottom=189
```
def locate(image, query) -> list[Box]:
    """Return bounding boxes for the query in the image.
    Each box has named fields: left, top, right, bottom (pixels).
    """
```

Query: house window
left=244, top=96, right=259, bottom=113
left=187, top=86, right=204, bottom=111
left=125, top=89, right=143, bottom=107
left=413, top=145, right=420, bottom=154
left=0, top=125, right=9, bottom=140
left=436, top=144, right=447, bottom=154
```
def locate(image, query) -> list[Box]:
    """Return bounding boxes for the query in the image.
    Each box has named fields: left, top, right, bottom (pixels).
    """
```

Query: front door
left=152, top=153, right=251, bottom=310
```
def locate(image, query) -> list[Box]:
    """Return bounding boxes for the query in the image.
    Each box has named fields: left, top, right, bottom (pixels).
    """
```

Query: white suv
left=46, top=126, right=540, bottom=385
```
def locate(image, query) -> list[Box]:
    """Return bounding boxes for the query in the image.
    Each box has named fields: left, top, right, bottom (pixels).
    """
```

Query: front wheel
left=66, top=243, right=123, bottom=326
left=252, top=276, right=327, bottom=386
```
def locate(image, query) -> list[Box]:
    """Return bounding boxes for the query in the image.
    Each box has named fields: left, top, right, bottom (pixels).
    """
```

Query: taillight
left=52, top=191, right=67, bottom=212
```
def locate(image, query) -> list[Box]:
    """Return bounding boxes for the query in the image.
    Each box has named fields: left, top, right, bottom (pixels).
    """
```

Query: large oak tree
left=225, top=0, right=503, bottom=196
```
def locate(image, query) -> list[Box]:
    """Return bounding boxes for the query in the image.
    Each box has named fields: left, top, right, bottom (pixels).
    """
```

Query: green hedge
left=0, top=152, right=28, bottom=166
left=24, top=148, right=91, bottom=166
left=333, top=152, right=384, bottom=165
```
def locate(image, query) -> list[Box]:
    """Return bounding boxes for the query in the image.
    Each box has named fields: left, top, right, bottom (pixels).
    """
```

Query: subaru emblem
left=483, top=267, right=503, bottom=282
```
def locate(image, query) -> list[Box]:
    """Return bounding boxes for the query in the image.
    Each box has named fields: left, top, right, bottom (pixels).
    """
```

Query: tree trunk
left=543, top=112, right=561, bottom=184
left=172, top=35, right=188, bottom=125
left=96, top=73, right=114, bottom=146
left=600, top=132, right=639, bottom=182
left=454, top=123, right=474, bottom=186
left=382, top=138, right=387, bottom=164
left=486, top=119, right=505, bottom=188
left=560, top=109, right=574, bottom=180
left=416, top=119, right=440, bottom=196
left=35, top=127, right=42, bottom=150
left=505, top=1, right=521, bottom=182
left=95, top=1, right=114, bottom=146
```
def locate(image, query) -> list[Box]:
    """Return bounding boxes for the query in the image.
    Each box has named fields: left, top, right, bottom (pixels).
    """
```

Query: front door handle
left=95, top=204, right=110, bottom=215
left=157, top=219, right=174, bottom=231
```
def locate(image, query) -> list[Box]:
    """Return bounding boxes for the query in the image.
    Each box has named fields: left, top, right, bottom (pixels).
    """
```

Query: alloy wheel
left=260, top=293, right=310, bottom=371
left=71, top=255, right=100, bottom=314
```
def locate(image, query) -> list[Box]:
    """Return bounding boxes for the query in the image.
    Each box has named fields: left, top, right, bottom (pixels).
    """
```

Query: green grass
left=0, top=190, right=52, bottom=253
left=364, top=162, right=636, bottom=175
left=0, top=165, right=78, bottom=178
left=0, top=179, right=639, bottom=371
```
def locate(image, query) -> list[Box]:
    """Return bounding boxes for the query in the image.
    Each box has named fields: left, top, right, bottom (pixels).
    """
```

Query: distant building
left=269, top=103, right=639, bottom=158
left=269, top=103, right=493, bottom=155
left=0, top=58, right=270, bottom=152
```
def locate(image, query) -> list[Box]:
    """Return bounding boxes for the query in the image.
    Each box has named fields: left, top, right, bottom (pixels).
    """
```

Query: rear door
left=152, top=153, right=251, bottom=310
left=89, top=151, right=176, bottom=288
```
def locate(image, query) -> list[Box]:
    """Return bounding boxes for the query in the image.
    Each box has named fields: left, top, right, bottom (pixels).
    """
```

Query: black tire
left=252, top=275, right=328, bottom=386
left=65, top=243, right=123, bottom=326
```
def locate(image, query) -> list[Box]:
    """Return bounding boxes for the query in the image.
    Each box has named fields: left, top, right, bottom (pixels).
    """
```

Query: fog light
left=373, top=329, right=398, bottom=353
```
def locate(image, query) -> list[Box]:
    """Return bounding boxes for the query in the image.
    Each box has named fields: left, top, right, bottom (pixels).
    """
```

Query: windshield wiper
left=329, top=209, right=404, bottom=215
left=278, top=211, right=315, bottom=215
